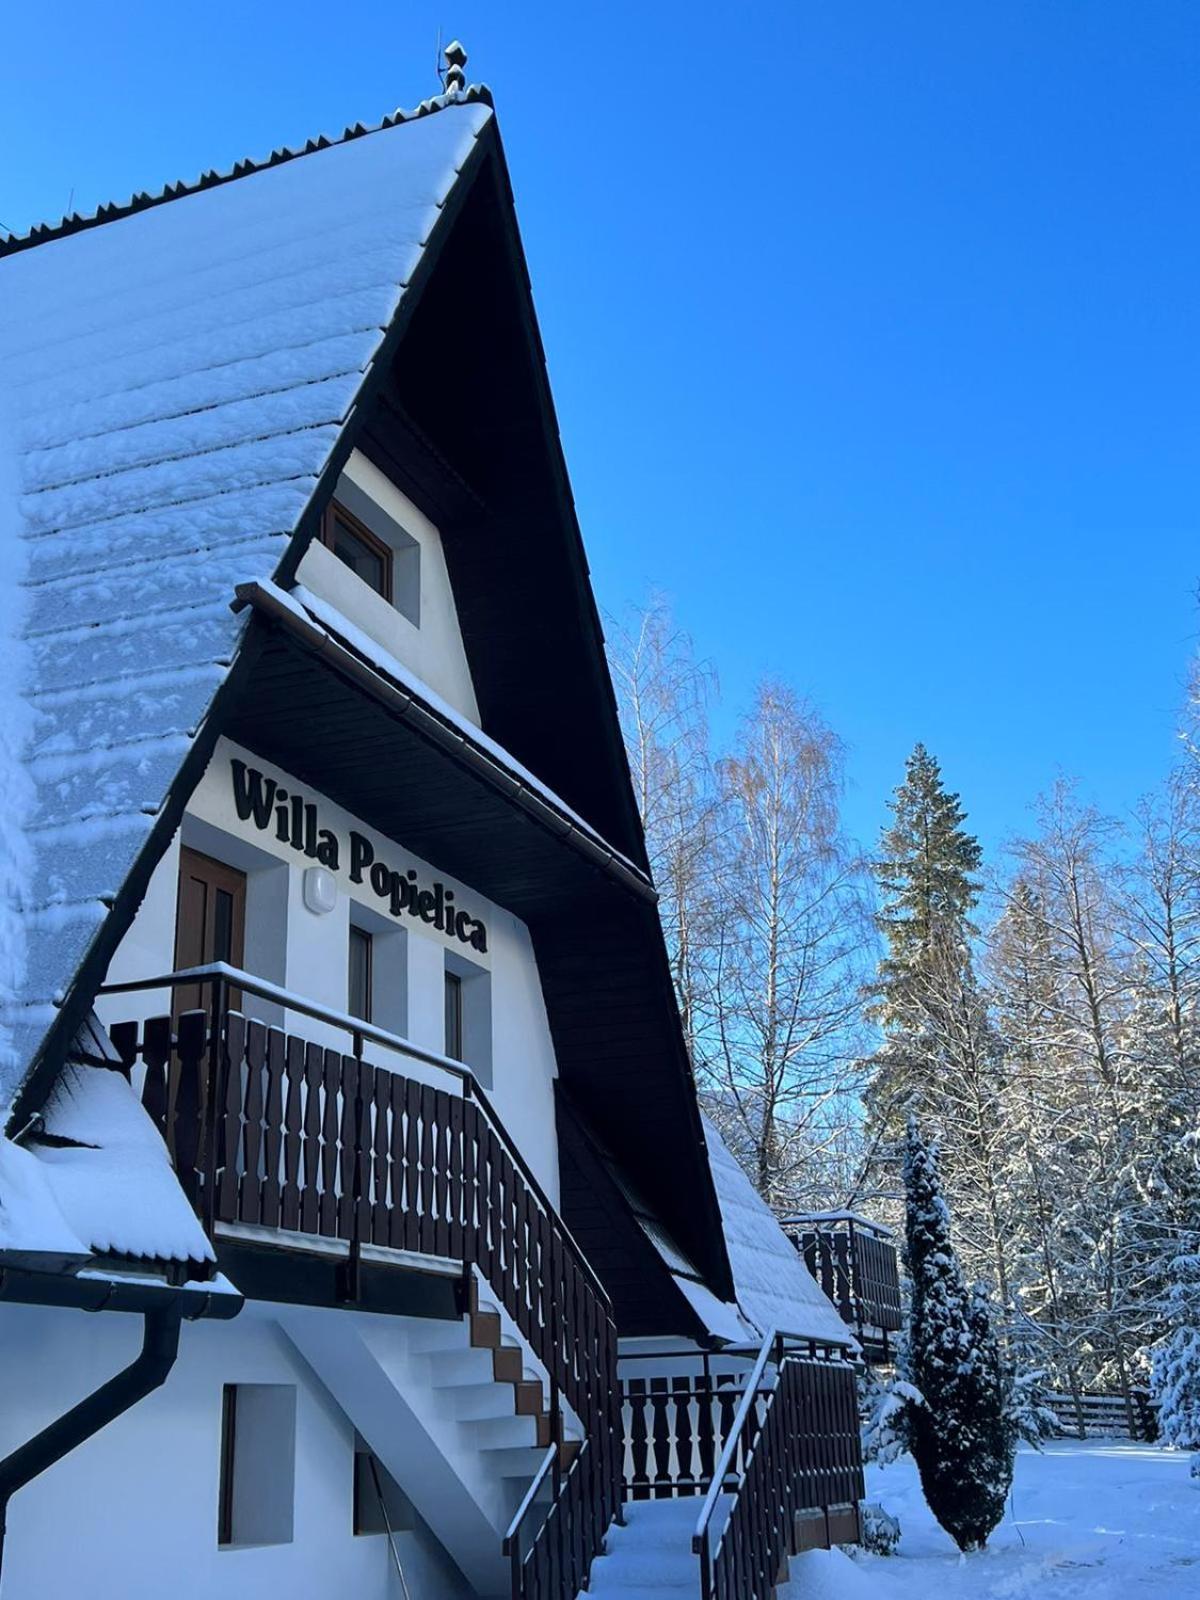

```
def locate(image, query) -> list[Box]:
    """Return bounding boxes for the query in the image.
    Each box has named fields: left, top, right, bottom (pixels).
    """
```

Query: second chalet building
left=0, top=50, right=894, bottom=1600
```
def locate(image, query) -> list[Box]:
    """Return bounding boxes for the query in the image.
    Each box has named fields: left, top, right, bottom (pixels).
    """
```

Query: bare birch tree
left=608, top=599, right=722, bottom=1063
left=706, top=682, right=874, bottom=1208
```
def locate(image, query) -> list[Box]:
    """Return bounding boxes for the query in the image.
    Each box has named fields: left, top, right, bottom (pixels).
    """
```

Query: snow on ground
left=784, top=1442, right=1200, bottom=1600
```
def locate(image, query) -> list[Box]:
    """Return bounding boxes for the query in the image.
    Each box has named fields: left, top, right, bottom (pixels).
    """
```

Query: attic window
left=322, top=501, right=393, bottom=602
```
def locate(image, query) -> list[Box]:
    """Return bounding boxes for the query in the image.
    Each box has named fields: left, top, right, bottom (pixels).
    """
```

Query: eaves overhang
left=231, top=578, right=657, bottom=910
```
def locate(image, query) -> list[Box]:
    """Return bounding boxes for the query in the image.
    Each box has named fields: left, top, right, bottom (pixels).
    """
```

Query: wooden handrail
left=104, top=970, right=624, bottom=1599
left=692, top=1328, right=778, bottom=1554
left=98, top=962, right=612, bottom=1310
left=693, top=1347, right=864, bottom=1600
left=503, top=1441, right=560, bottom=1552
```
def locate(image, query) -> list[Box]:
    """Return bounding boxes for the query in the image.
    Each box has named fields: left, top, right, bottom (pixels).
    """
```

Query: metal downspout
left=0, top=1304, right=183, bottom=1585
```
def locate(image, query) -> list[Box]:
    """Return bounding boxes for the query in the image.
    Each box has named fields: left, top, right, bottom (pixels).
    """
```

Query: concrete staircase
left=408, top=1277, right=582, bottom=1479
left=283, top=1274, right=581, bottom=1594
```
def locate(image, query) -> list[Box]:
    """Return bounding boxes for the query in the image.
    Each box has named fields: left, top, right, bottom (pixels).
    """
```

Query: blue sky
left=4, top=3, right=1197, bottom=862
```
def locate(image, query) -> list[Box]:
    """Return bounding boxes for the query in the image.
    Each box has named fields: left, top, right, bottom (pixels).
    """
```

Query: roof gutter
left=234, top=579, right=658, bottom=907
left=0, top=1268, right=242, bottom=1586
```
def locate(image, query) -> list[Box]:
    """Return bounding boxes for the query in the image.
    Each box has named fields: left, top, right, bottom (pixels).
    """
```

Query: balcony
left=787, top=1213, right=904, bottom=1361
left=99, top=962, right=621, bottom=1599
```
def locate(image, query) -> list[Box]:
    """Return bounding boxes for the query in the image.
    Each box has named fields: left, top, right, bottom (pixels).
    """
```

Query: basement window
left=353, top=1435, right=414, bottom=1536
left=218, top=1383, right=297, bottom=1548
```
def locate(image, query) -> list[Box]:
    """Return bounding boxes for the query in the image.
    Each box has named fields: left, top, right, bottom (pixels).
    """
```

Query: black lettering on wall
left=230, top=762, right=487, bottom=949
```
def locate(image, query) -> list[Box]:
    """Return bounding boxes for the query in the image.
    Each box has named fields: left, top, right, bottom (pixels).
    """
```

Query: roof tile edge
left=0, top=80, right=494, bottom=262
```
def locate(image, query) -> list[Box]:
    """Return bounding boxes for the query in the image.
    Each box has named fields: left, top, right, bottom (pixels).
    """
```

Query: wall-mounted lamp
left=303, top=866, right=338, bottom=915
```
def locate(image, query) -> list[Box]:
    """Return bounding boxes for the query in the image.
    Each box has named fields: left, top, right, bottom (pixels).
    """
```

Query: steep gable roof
left=0, top=86, right=736, bottom=1305
left=0, top=99, right=491, bottom=1109
left=702, top=1118, right=854, bottom=1349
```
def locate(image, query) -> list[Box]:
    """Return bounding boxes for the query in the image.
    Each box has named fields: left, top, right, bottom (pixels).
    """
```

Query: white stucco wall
left=0, top=1300, right=475, bottom=1600
left=295, top=449, right=481, bottom=725
left=97, top=737, right=562, bottom=1203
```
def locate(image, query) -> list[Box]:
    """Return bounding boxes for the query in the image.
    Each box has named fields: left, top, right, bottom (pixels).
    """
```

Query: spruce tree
left=903, top=1120, right=1014, bottom=1551
left=865, top=749, right=1011, bottom=1297
left=1151, top=1125, right=1200, bottom=1455
left=867, top=746, right=985, bottom=1137
left=875, top=743, right=982, bottom=988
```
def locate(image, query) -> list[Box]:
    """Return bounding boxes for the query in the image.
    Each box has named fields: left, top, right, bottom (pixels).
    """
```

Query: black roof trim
left=0, top=84, right=493, bottom=261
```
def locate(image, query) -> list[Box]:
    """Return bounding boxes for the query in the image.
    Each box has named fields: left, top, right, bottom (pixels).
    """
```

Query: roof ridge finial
left=443, top=40, right=468, bottom=96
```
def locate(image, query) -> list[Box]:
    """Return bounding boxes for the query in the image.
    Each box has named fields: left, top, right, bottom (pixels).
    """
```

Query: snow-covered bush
left=858, top=1501, right=901, bottom=1555
left=859, top=1361, right=923, bottom=1465
left=902, top=1119, right=1015, bottom=1552
left=1005, top=1315, right=1059, bottom=1446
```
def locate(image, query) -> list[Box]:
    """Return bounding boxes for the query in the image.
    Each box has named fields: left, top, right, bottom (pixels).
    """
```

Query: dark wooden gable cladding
left=224, top=623, right=623, bottom=920
left=273, top=123, right=732, bottom=1301
left=356, top=126, right=649, bottom=878
left=557, top=1093, right=708, bottom=1341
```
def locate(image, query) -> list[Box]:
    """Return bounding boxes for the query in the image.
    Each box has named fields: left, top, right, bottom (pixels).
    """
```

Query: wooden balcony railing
left=622, top=1369, right=752, bottom=1500
left=791, top=1215, right=903, bottom=1348
left=692, top=1333, right=864, bottom=1600
left=100, top=963, right=621, bottom=1600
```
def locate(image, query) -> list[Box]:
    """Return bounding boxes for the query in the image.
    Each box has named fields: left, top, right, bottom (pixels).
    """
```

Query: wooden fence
left=1044, top=1390, right=1158, bottom=1441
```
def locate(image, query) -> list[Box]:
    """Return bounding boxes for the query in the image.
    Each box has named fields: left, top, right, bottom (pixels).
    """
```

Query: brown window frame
left=174, top=845, right=247, bottom=1019
left=320, top=500, right=394, bottom=603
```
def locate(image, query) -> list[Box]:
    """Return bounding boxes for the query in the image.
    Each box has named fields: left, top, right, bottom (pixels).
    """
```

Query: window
left=218, top=1384, right=297, bottom=1548
left=444, top=970, right=463, bottom=1061
left=348, top=926, right=373, bottom=1023
left=175, top=846, right=246, bottom=1017
left=353, top=1437, right=413, bottom=1536
left=443, top=953, right=492, bottom=1083
left=321, top=501, right=393, bottom=601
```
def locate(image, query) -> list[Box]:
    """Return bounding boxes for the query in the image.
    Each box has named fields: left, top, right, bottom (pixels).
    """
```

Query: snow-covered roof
left=35, top=1061, right=214, bottom=1264
left=702, top=1118, right=856, bottom=1349
left=784, top=1209, right=895, bottom=1239
left=0, top=98, right=491, bottom=1112
left=0, top=1050, right=213, bottom=1268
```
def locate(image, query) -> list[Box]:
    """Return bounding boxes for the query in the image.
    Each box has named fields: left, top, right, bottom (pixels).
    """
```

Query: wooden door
left=174, top=846, right=246, bottom=1018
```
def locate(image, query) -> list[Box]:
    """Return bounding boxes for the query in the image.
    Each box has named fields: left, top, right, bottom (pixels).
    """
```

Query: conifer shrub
left=902, top=1119, right=1015, bottom=1551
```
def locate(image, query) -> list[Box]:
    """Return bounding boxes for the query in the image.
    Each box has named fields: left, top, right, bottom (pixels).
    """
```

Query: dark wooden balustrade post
left=199, top=975, right=227, bottom=1240
left=342, top=1027, right=367, bottom=1302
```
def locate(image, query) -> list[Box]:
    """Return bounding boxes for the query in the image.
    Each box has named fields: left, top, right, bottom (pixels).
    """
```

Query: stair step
left=588, top=1554, right=698, bottom=1586
left=487, top=1445, right=551, bottom=1479
left=404, top=1320, right=471, bottom=1356
left=513, top=1378, right=546, bottom=1416
left=492, top=1345, right=527, bottom=1385
left=471, top=1413, right=542, bottom=1451
left=583, top=1500, right=705, bottom=1598
left=444, top=1381, right=527, bottom=1422
left=424, top=1346, right=497, bottom=1387
left=588, top=1577, right=697, bottom=1600
left=469, top=1309, right=502, bottom=1349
